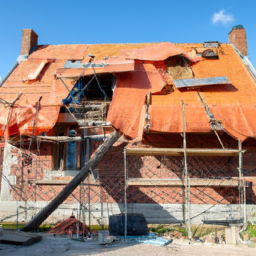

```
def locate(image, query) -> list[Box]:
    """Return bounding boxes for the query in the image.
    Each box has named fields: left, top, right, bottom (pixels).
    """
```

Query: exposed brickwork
left=4, top=134, right=256, bottom=206
left=20, top=29, right=38, bottom=55
left=228, top=27, right=248, bottom=56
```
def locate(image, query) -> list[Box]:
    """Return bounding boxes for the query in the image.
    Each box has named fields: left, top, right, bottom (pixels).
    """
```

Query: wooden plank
left=37, top=136, right=82, bottom=142
left=126, top=148, right=240, bottom=157
left=37, top=135, right=105, bottom=142
left=56, top=63, right=135, bottom=78
left=127, top=178, right=249, bottom=187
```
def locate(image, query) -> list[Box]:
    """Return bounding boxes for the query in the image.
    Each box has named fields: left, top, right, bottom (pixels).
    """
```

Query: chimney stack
left=20, top=29, right=38, bottom=56
left=228, top=25, right=248, bottom=56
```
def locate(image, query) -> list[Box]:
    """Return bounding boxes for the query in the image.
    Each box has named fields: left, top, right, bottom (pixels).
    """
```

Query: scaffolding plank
left=127, top=178, right=249, bottom=187
left=126, top=148, right=240, bottom=157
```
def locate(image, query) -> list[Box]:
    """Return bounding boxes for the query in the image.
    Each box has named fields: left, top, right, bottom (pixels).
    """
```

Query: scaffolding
left=123, top=144, right=247, bottom=239
left=122, top=104, right=247, bottom=239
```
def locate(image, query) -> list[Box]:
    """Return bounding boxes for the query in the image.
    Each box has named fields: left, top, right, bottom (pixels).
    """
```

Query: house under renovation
left=0, top=26, right=256, bottom=234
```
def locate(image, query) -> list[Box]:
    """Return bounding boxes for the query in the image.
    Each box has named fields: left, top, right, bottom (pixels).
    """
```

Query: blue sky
left=1, top=0, right=256, bottom=79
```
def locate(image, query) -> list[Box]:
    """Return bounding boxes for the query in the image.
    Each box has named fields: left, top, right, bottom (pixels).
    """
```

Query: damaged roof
left=0, top=40, right=256, bottom=142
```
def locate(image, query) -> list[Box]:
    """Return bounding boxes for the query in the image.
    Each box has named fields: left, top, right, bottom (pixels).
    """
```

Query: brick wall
left=4, top=135, right=256, bottom=206
left=20, top=29, right=38, bottom=56
left=228, top=27, right=248, bottom=56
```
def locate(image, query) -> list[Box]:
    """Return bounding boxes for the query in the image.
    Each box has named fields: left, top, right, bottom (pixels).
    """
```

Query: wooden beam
left=127, top=178, right=249, bottom=187
left=69, top=104, right=109, bottom=109
left=56, top=62, right=135, bottom=78
left=37, top=136, right=82, bottom=142
left=21, top=130, right=120, bottom=232
left=126, top=148, right=241, bottom=157
left=37, top=135, right=105, bottom=142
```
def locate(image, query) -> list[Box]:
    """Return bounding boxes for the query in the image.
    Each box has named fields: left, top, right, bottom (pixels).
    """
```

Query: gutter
left=0, top=55, right=28, bottom=87
left=231, top=44, right=256, bottom=80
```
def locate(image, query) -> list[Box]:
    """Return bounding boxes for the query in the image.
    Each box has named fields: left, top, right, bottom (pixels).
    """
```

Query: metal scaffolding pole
left=182, top=102, right=192, bottom=239
left=124, top=148, right=127, bottom=241
left=243, top=179, right=247, bottom=224
left=238, top=140, right=242, bottom=219
left=238, top=140, right=246, bottom=224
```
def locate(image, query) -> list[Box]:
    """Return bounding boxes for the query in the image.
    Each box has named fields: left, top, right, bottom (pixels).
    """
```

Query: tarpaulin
left=107, top=63, right=167, bottom=138
left=0, top=60, right=73, bottom=137
left=190, top=44, right=256, bottom=141
left=121, top=42, right=202, bottom=63
left=106, top=44, right=256, bottom=142
left=2, top=41, right=256, bottom=144
left=173, top=76, right=230, bottom=89
left=149, top=87, right=212, bottom=134
left=28, top=44, right=88, bottom=60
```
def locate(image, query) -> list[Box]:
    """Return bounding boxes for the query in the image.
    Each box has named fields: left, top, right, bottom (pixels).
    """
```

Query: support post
left=243, top=179, right=247, bottom=224
left=28, top=96, right=42, bottom=151
left=100, top=189, right=103, bottom=229
left=182, top=102, right=192, bottom=239
left=124, top=148, right=127, bottom=241
left=21, top=131, right=120, bottom=232
left=238, top=140, right=246, bottom=224
left=86, top=138, right=91, bottom=232
left=16, top=201, right=19, bottom=232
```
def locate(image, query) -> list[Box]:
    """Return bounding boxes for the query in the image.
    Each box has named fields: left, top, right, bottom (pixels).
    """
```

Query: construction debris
left=48, top=216, right=88, bottom=236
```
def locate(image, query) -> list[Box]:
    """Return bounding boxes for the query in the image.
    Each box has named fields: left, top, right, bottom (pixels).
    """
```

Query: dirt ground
left=0, top=234, right=255, bottom=256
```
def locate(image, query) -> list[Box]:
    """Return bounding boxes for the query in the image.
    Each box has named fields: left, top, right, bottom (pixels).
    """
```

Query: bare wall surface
left=0, top=201, right=255, bottom=225
left=0, top=143, right=14, bottom=201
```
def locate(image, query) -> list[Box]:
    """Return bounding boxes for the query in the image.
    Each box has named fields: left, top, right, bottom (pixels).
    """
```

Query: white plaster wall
left=0, top=201, right=255, bottom=225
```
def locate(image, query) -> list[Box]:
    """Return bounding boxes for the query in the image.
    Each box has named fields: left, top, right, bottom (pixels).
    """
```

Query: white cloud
left=212, top=10, right=235, bottom=25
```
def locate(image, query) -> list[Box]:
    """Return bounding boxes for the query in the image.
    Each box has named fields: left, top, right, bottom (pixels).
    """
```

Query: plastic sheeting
left=123, top=234, right=171, bottom=246
left=107, top=63, right=167, bottom=138
left=0, top=60, right=74, bottom=137
left=173, top=76, right=230, bottom=88
left=1, top=42, right=256, bottom=143
left=121, top=42, right=202, bottom=63
left=107, top=44, right=256, bottom=142
left=28, top=44, right=88, bottom=60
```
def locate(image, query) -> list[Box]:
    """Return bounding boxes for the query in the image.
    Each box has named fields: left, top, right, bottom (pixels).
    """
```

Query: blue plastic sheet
left=173, top=76, right=230, bottom=89
left=122, top=233, right=172, bottom=246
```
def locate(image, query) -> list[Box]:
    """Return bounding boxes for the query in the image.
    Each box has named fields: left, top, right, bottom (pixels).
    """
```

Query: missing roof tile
left=165, top=56, right=193, bottom=80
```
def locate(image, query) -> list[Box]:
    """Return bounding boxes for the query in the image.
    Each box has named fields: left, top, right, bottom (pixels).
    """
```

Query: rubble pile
left=48, top=216, right=88, bottom=236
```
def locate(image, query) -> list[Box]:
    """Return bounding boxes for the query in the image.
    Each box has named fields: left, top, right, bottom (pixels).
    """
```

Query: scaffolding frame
left=124, top=144, right=247, bottom=238
left=123, top=101, right=247, bottom=239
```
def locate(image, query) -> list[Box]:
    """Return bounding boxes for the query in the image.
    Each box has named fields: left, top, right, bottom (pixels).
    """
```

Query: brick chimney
left=20, top=29, right=38, bottom=56
left=228, top=25, right=248, bottom=56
